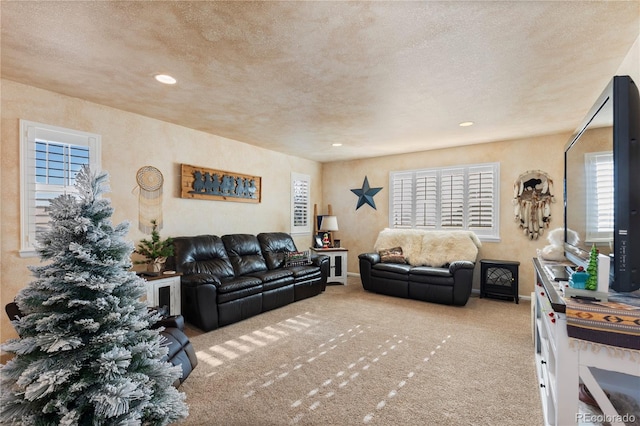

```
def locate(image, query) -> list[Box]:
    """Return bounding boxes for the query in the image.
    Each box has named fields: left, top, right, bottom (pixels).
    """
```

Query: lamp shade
left=319, top=215, right=339, bottom=232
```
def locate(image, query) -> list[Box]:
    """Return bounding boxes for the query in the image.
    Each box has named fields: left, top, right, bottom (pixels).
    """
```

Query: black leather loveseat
left=172, top=232, right=329, bottom=332
left=359, top=254, right=476, bottom=306
left=359, top=229, right=481, bottom=306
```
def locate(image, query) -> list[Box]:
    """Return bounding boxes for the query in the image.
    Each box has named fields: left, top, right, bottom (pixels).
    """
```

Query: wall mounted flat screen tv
left=564, top=75, right=639, bottom=293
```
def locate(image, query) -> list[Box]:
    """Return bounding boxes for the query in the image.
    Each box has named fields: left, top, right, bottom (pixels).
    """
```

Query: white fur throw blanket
left=374, top=228, right=481, bottom=267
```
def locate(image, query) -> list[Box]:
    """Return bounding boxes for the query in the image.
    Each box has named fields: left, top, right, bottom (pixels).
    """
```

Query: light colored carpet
left=178, top=277, right=543, bottom=425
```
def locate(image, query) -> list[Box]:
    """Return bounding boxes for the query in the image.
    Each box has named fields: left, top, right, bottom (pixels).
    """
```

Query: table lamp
left=319, top=215, right=339, bottom=248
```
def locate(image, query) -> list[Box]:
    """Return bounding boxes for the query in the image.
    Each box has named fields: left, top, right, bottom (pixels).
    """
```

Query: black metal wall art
left=351, top=176, right=382, bottom=210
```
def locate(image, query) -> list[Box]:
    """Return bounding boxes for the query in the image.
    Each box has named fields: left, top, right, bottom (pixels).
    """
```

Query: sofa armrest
left=311, top=254, right=330, bottom=288
left=180, top=275, right=220, bottom=331
left=448, top=260, right=475, bottom=274
left=449, top=261, right=475, bottom=306
left=358, top=253, right=380, bottom=291
left=311, top=254, right=329, bottom=267
left=358, top=252, right=381, bottom=265
left=151, top=315, right=185, bottom=331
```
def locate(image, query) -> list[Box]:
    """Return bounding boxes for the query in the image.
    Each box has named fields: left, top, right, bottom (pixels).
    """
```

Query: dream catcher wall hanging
left=513, top=170, right=555, bottom=239
left=135, top=166, right=164, bottom=233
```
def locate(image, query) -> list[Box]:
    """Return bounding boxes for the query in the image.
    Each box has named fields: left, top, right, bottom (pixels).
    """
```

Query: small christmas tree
left=586, top=244, right=599, bottom=291
left=135, top=219, right=174, bottom=273
left=0, top=166, right=187, bottom=424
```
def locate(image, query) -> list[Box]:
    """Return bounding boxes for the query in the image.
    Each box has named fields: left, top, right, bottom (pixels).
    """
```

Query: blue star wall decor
left=351, top=176, right=383, bottom=210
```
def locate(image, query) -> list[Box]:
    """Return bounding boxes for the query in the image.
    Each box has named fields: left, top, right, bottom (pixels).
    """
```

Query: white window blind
left=291, top=172, right=311, bottom=234
left=467, top=164, right=497, bottom=230
left=440, top=168, right=465, bottom=228
left=415, top=171, right=438, bottom=228
left=389, top=162, right=500, bottom=240
left=585, top=151, right=614, bottom=242
left=20, top=120, right=101, bottom=257
left=390, top=171, right=413, bottom=228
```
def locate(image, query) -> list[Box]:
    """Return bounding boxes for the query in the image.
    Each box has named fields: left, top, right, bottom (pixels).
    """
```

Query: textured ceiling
left=2, top=1, right=639, bottom=163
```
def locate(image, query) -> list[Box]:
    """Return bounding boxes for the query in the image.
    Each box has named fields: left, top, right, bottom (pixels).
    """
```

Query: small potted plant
left=135, top=219, right=174, bottom=274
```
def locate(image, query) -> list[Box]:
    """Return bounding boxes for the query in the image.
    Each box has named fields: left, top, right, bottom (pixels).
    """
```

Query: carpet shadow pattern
left=178, top=278, right=543, bottom=425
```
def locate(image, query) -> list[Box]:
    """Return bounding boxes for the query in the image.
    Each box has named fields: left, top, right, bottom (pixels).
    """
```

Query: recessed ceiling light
left=154, top=74, right=177, bottom=85
left=459, top=121, right=474, bottom=127
left=332, top=143, right=343, bottom=147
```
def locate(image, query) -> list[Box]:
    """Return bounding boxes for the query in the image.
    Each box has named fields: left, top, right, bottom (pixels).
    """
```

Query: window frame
left=584, top=151, right=614, bottom=243
left=20, top=120, right=101, bottom=257
left=290, top=172, right=311, bottom=235
left=389, top=162, right=500, bottom=241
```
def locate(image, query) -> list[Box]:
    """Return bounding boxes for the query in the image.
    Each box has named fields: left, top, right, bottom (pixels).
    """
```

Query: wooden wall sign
left=180, top=164, right=261, bottom=203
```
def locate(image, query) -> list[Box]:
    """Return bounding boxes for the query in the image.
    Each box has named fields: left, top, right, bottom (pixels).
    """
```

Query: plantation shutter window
left=20, top=120, right=101, bottom=257
left=389, top=162, right=500, bottom=241
left=391, top=172, right=414, bottom=228
left=468, top=164, right=496, bottom=230
left=291, top=172, right=311, bottom=234
left=585, top=151, right=614, bottom=242
left=33, top=142, right=91, bottom=238
left=391, top=171, right=439, bottom=229
left=415, top=171, right=438, bottom=229
left=440, top=168, right=465, bottom=228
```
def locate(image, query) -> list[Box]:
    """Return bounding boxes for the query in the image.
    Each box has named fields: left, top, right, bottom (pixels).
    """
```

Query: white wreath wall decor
left=513, top=170, right=555, bottom=240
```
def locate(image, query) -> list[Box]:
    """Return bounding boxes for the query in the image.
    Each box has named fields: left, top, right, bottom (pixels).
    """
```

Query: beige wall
left=0, top=80, right=323, bottom=341
left=322, top=133, right=568, bottom=298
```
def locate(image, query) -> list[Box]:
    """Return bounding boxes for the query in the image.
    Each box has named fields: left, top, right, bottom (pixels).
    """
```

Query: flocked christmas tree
left=585, top=244, right=599, bottom=291
left=0, top=166, right=188, bottom=425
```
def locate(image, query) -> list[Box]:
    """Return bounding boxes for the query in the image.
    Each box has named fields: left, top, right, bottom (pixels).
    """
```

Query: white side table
left=142, top=273, right=181, bottom=316
left=311, top=247, right=348, bottom=285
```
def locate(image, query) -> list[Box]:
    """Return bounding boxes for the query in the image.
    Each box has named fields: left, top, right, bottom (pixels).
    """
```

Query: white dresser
left=532, top=258, right=640, bottom=426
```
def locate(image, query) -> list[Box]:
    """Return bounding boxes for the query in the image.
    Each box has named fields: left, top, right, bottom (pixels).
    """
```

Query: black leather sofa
left=172, top=232, right=329, bottom=332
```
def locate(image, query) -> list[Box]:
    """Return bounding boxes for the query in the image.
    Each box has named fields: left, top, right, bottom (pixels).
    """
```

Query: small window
left=290, top=172, right=311, bottom=234
left=585, top=151, right=614, bottom=242
left=20, top=120, right=101, bottom=257
left=389, top=162, right=500, bottom=240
